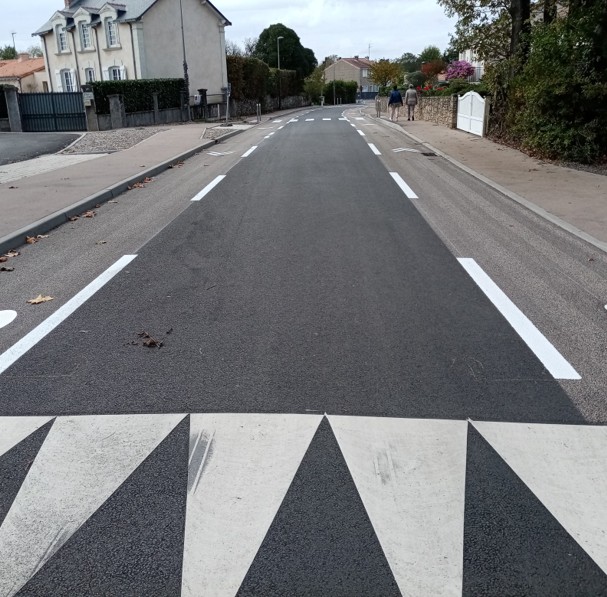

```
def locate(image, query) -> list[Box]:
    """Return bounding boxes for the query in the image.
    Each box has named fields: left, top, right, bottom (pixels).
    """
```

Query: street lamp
left=277, top=36, right=284, bottom=110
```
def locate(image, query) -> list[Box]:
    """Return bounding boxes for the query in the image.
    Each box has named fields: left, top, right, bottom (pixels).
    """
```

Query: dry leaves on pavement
left=27, top=295, right=54, bottom=305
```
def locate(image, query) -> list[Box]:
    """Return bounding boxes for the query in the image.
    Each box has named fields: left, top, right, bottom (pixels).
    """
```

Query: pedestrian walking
left=404, top=84, right=418, bottom=121
left=375, top=94, right=382, bottom=118
left=387, top=85, right=403, bottom=122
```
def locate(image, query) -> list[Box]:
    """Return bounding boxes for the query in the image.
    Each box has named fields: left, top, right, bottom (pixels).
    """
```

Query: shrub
left=446, top=60, right=475, bottom=80
left=91, top=79, right=184, bottom=114
left=322, top=80, right=358, bottom=104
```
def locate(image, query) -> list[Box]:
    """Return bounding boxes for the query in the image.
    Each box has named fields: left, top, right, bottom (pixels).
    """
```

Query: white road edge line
left=458, top=258, right=581, bottom=380
left=0, top=255, right=137, bottom=376
left=368, top=143, right=381, bottom=156
left=357, top=130, right=365, bottom=137
left=191, top=175, right=226, bottom=201
left=389, top=172, right=418, bottom=199
left=241, top=146, right=258, bottom=158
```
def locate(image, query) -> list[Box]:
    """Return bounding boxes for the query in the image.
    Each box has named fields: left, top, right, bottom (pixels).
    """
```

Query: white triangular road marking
left=472, top=421, right=607, bottom=573
left=0, top=417, right=53, bottom=458
left=181, top=413, right=322, bottom=597
left=0, top=413, right=185, bottom=597
left=0, top=311, right=17, bottom=330
left=329, top=416, right=468, bottom=596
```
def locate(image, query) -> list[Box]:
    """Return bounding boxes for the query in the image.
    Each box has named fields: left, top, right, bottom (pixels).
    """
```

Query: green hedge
left=90, top=79, right=184, bottom=114
left=322, top=80, right=358, bottom=104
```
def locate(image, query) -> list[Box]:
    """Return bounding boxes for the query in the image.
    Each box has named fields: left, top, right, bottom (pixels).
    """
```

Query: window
left=105, top=18, right=119, bottom=47
left=85, top=68, right=95, bottom=82
left=57, top=26, right=69, bottom=52
left=61, top=69, right=75, bottom=92
left=80, top=22, right=92, bottom=49
left=108, top=66, right=122, bottom=80
left=362, top=68, right=369, bottom=77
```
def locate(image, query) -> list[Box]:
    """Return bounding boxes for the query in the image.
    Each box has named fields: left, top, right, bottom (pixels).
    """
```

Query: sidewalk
left=370, top=109, right=607, bottom=252
left=1, top=108, right=606, bottom=256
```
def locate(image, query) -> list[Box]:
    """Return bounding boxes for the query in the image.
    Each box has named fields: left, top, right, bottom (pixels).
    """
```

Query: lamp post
left=277, top=35, right=284, bottom=110
left=178, top=0, right=190, bottom=119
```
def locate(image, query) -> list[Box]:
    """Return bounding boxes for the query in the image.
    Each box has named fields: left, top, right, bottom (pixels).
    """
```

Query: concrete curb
left=375, top=115, right=607, bottom=255
left=0, top=129, right=241, bottom=256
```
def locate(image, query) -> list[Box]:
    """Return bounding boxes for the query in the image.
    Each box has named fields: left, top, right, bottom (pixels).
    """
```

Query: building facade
left=323, top=57, right=379, bottom=98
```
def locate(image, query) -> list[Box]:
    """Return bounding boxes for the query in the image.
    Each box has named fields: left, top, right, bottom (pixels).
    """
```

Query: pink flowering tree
left=446, top=60, right=475, bottom=80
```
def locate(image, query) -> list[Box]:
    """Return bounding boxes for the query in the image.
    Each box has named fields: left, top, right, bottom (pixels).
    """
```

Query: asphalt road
left=0, top=131, right=80, bottom=165
left=1, top=107, right=606, bottom=596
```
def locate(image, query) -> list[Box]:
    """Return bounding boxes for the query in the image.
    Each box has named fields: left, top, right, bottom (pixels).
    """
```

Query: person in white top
left=404, top=84, right=418, bottom=121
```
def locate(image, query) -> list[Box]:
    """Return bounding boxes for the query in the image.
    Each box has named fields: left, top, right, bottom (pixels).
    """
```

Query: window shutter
left=55, top=69, right=63, bottom=92
left=102, top=68, right=109, bottom=81
left=120, top=65, right=126, bottom=80
left=70, top=69, right=77, bottom=90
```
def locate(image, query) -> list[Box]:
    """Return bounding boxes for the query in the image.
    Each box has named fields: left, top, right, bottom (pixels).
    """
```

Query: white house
left=33, top=0, right=231, bottom=98
left=458, top=50, right=484, bottom=82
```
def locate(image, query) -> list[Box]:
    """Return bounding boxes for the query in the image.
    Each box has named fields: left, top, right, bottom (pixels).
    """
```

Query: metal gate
left=18, top=92, right=86, bottom=132
left=457, top=91, right=488, bottom=137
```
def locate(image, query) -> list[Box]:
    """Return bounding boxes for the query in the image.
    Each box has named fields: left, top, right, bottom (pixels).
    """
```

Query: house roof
left=33, top=0, right=230, bottom=36
left=0, top=57, right=45, bottom=80
left=340, top=57, right=373, bottom=69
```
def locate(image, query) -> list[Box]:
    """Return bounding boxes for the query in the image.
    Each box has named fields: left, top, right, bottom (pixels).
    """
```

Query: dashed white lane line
left=389, top=172, right=418, bottom=199
left=305, top=118, right=314, bottom=121
left=0, top=255, right=137, bottom=376
left=458, top=258, right=581, bottom=380
left=241, top=146, right=258, bottom=158
left=357, top=130, right=366, bottom=137
left=368, top=143, right=381, bottom=155
left=191, top=175, right=226, bottom=201
left=323, top=118, right=331, bottom=121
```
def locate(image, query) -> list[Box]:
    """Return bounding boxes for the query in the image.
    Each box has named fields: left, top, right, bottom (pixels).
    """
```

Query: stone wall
left=417, top=95, right=458, bottom=128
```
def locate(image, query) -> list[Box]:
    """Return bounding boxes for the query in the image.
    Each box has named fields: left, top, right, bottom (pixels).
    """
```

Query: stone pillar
left=85, top=101, right=99, bottom=131
left=4, top=87, right=22, bottom=133
left=450, top=94, right=458, bottom=129
left=108, top=94, right=125, bottom=129
left=152, top=92, right=159, bottom=124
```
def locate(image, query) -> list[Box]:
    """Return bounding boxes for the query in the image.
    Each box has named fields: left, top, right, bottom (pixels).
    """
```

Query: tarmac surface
left=0, top=105, right=605, bottom=257
left=0, top=132, right=80, bottom=166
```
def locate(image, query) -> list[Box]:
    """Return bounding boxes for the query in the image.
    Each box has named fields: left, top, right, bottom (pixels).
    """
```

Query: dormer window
left=80, top=22, right=92, bottom=49
left=105, top=18, right=119, bottom=47
left=56, top=25, right=69, bottom=52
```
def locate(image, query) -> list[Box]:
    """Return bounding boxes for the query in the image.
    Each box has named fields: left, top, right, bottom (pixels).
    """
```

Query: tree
left=226, top=40, right=243, bottom=56
left=421, top=59, right=446, bottom=82
left=27, top=45, right=43, bottom=58
left=253, top=24, right=317, bottom=80
left=304, top=66, right=325, bottom=103
left=445, top=59, right=475, bottom=79
left=397, top=52, right=421, bottom=72
left=243, top=37, right=257, bottom=57
left=406, top=71, right=426, bottom=87
left=419, top=45, right=443, bottom=63
left=0, top=45, right=17, bottom=60
left=369, top=59, right=402, bottom=89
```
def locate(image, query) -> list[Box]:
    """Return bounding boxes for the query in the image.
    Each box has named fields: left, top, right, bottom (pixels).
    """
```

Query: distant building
left=458, top=50, right=484, bottom=82
left=0, top=54, right=48, bottom=92
left=323, top=56, right=379, bottom=99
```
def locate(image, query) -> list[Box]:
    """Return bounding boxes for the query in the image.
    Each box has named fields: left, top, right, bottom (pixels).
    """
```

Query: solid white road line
left=0, top=310, right=17, bottom=329
left=182, top=413, right=323, bottom=597
left=0, top=416, right=52, bottom=458
left=389, top=172, right=419, bottom=199
left=473, top=421, right=607, bottom=573
left=0, top=255, right=137, bottom=377
left=458, top=258, right=581, bottom=380
left=0, top=414, right=186, bottom=597
left=305, top=118, right=314, bottom=121
left=368, top=143, right=381, bottom=155
left=357, top=130, right=366, bottom=136
left=323, top=118, right=331, bottom=121
left=241, top=146, right=258, bottom=158
left=191, top=175, right=226, bottom=201
left=329, top=416, right=468, bottom=597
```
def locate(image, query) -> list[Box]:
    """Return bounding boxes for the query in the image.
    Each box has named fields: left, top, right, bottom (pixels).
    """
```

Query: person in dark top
left=387, top=85, right=403, bottom=122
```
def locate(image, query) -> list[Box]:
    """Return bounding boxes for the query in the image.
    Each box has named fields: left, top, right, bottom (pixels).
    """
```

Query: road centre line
left=368, top=143, right=381, bottom=155
left=191, top=175, right=226, bottom=201
left=241, top=146, right=258, bottom=158
left=0, top=255, right=137, bottom=376
left=458, top=258, right=581, bottom=380
left=389, top=172, right=418, bottom=199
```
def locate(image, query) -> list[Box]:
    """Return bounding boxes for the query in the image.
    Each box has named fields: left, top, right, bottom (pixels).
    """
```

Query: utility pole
left=178, top=0, right=191, bottom=120
left=277, top=36, right=284, bottom=110
left=11, top=32, right=16, bottom=50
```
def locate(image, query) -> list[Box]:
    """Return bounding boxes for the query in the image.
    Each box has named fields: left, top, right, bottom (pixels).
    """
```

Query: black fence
left=18, top=92, right=86, bottom=132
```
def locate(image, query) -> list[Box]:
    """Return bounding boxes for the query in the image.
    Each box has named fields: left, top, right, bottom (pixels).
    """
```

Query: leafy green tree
left=0, top=45, right=17, bottom=59
left=419, top=45, right=442, bottom=63
left=397, top=52, right=421, bottom=72
left=253, top=24, right=317, bottom=80
left=304, top=66, right=325, bottom=103
left=369, top=59, right=402, bottom=89
left=406, top=71, right=426, bottom=87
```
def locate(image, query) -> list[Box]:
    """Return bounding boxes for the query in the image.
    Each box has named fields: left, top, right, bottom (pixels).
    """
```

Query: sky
left=2, top=0, right=456, bottom=63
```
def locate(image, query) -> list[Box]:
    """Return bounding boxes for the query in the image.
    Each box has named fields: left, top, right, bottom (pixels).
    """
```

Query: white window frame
left=362, top=68, right=369, bottom=78
left=105, top=18, right=119, bottom=47
left=57, top=26, right=69, bottom=52
left=61, top=69, right=76, bottom=92
left=108, top=66, right=122, bottom=80
left=80, top=22, right=92, bottom=50
left=85, top=67, right=95, bottom=82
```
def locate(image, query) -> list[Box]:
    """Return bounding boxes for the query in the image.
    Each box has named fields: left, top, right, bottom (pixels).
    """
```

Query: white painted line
left=458, top=258, right=581, bottom=379
left=264, top=135, right=271, bottom=139
left=272, top=120, right=282, bottom=123
left=0, top=310, right=17, bottom=330
left=323, top=118, right=331, bottom=121
left=288, top=119, right=299, bottom=123
left=0, top=255, right=136, bottom=377
left=393, top=147, right=420, bottom=153
left=350, top=123, right=356, bottom=127
left=278, top=125, right=284, bottom=130
left=330, top=416, right=467, bottom=596
left=268, top=132, right=275, bottom=136
left=357, top=130, right=366, bottom=137
left=368, top=143, right=381, bottom=155
left=354, top=117, right=365, bottom=120
left=0, top=414, right=186, bottom=597
left=473, top=421, right=607, bottom=573
left=339, top=117, right=348, bottom=121
left=0, top=416, right=52, bottom=458
left=241, top=146, right=258, bottom=158
left=305, top=118, right=314, bottom=121
left=389, top=172, right=418, bottom=199
left=191, top=175, right=226, bottom=201
left=182, top=413, right=323, bottom=597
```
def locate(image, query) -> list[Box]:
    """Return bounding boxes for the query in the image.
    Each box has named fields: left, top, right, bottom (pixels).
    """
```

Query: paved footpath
left=0, top=105, right=606, bottom=257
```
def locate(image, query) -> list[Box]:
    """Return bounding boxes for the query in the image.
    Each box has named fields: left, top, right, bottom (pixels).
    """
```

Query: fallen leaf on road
left=1, top=266, right=14, bottom=272
left=8, top=186, right=18, bottom=189
left=27, top=295, right=54, bottom=305
left=96, top=240, right=107, bottom=245
left=138, top=330, right=163, bottom=348
left=69, top=215, right=80, bottom=221
left=0, top=256, right=7, bottom=263
left=37, top=234, right=49, bottom=239
left=109, top=200, right=118, bottom=204
left=4, top=251, right=19, bottom=258
left=25, top=236, right=37, bottom=244
left=143, top=177, right=154, bottom=183
left=82, top=210, right=96, bottom=218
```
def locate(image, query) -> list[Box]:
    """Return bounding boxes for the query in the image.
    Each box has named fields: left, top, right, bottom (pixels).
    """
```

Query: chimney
left=17, top=53, right=30, bottom=62
left=354, top=55, right=359, bottom=59
left=64, top=0, right=75, bottom=8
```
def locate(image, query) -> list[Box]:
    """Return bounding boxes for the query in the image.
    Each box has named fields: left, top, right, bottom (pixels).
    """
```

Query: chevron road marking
left=0, top=416, right=52, bottom=458
left=0, top=311, right=17, bottom=330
